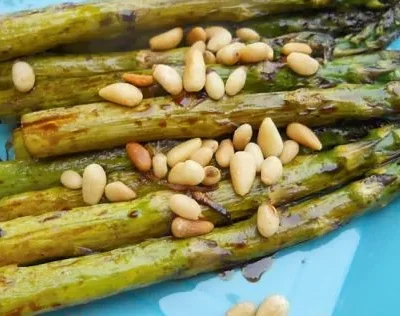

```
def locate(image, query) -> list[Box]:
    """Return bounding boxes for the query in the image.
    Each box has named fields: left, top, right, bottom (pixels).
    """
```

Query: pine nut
left=167, top=138, right=202, bottom=167
left=152, top=153, right=168, bottom=179
left=230, top=151, right=256, bottom=196
left=152, top=64, right=183, bottom=96
left=279, top=140, right=299, bottom=164
left=286, top=122, right=322, bottom=150
left=207, top=27, right=232, bottom=52
left=12, top=61, right=35, bottom=92
left=122, top=73, right=154, bottom=87
left=233, top=123, right=253, bottom=150
left=169, top=194, right=202, bottom=220
left=149, top=27, right=183, bottom=51
left=240, top=42, right=273, bottom=63
left=216, top=139, right=235, bottom=168
left=105, top=181, right=136, bottom=202
left=281, top=42, right=312, bottom=55
left=287, top=52, right=319, bottom=76
left=226, top=302, right=256, bottom=316
left=202, top=139, right=219, bottom=153
left=99, top=83, right=143, bottom=107
left=171, top=217, right=214, bottom=238
left=205, top=69, right=225, bottom=100
left=205, top=26, right=226, bottom=39
left=236, top=28, right=260, bottom=42
left=168, top=160, right=205, bottom=185
left=257, top=203, right=280, bottom=238
left=82, top=164, right=107, bottom=205
left=186, top=27, right=207, bottom=45
left=183, top=48, right=206, bottom=92
left=244, top=142, right=264, bottom=172
left=190, top=40, right=206, bottom=53
left=203, top=51, right=216, bottom=64
left=256, top=295, right=289, bottom=316
left=202, top=166, right=221, bottom=185
left=257, top=117, right=283, bottom=157
left=190, top=146, right=214, bottom=166
left=60, top=170, right=82, bottom=190
left=216, top=42, right=245, bottom=66
left=126, top=142, right=152, bottom=172
left=225, top=66, right=247, bottom=96
left=261, top=156, right=283, bottom=185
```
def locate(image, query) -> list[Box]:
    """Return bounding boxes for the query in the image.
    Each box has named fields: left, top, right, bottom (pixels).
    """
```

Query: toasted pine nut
left=281, top=42, right=312, bottom=55
left=236, top=28, right=260, bottom=42
left=167, top=138, right=202, bottom=167
left=149, top=27, right=183, bottom=51
left=225, top=66, right=247, bottom=96
left=216, top=42, right=245, bottom=66
left=240, top=42, right=273, bottom=63
left=169, top=194, right=202, bottom=220
left=171, top=217, right=214, bottom=238
left=257, top=203, right=280, bottom=238
left=233, top=123, right=253, bottom=150
left=12, top=61, right=35, bottom=92
left=186, top=27, right=207, bottom=45
left=202, top=139, right=219, bottom=153
left=287, top=52, right=319, bottom=76
left=99, top=83, right=143, bottom=107
left=205, top=26, right=227, bottom=39
left=168, top=160, right=205, bottom=185
left=261, top=156, right=283, bottom=185
left=216, top=139, right=235, bottom=168
left=207, top=27, right=232, bottom=52
left=244, top=142, right=264, bottom=172
left=60, top=170, right=82, bottom=190
left=205, top=69, right=225, bottom=100
left=105, top=181, right=136, bottom=202
left=152, top=64, right=183, bottom=96
left=202, top=166, right=221, bottom=185
left=286, top=123, right=322, bottom=150
left=279, top=140, right=299, bottom=164
left=257, top=117, right=283, bottom=157
left=190, top=146, right=214, bottom=166
left=82, top=164, right=107, bottom=205
left=152, top=153, right=168, bottom=179
left=122, top=73, right=154, bottom=87
left=226, top=302, right=256, bottom=316
left=203, top=51, right=216, bottom=64
left=183, top=48, right=206, bottom=92
left=256, top=295, right=289, bottom=316
left=230, top=151, right=256, bottom=196
left=126, top=142, right=152, bottom=172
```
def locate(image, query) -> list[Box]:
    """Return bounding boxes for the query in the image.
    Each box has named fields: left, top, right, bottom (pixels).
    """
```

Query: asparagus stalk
left=0, top=0, right=386, bottom=62
left=334, top=3, right=400, bottom=57
left=0, top=126, right=398, bottom=265
left=20, top=82, right=400, bottom=158
left=3, top=50, right=400, bottom=116
left=1, top=160, right=399, bottom=314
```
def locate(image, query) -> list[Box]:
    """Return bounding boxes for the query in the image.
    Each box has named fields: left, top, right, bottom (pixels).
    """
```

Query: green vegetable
left=334, top=3, right=400, bottom=56
left=1, top=159, right=399, bottom=315
left=20, top=82, right=400, bottom=158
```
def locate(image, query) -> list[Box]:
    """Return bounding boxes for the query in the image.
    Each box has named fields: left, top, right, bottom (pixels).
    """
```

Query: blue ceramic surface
left=1, top=1, right=399, bottom=315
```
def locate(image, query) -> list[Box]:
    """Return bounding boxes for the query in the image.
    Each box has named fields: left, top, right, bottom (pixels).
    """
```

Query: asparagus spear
left=3, top=50, right=400, bottom=116
left=1, top=160, right=399, bottom=314
left=21, top=82, right=400, bottom=158
left=334, top=3, right=400, bottom=57
left=11, top=128, right=31, bottom=160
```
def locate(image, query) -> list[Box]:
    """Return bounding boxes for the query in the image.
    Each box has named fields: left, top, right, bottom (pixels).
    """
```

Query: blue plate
left=1, top=1, right=400, bottom=315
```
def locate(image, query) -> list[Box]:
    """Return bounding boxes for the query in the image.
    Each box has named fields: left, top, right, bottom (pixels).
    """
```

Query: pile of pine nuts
left=97, top=25, right=320, bottom=107
left=226, top=294, right=289, bottom=316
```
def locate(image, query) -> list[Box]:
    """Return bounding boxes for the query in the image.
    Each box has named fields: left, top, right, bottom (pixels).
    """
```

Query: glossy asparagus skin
left=0, top=126, right=399, bottom=265
left=2, top=50, right=400, bottom=116
left=21, top=82, right=400, bottom=158
left=1, top=161, right=399, bottom=315
left=0, top=0, right=386, bottom=62
left=334, top=4, right=400, bottom=57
